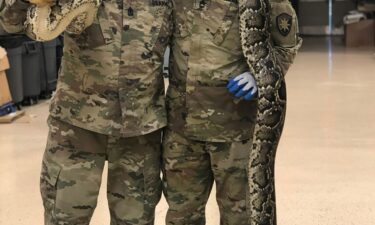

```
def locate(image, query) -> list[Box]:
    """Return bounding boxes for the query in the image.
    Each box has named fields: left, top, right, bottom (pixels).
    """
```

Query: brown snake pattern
left=239, top=0, right=288, bottom=224
left=25, top=0, right=100, bottom=41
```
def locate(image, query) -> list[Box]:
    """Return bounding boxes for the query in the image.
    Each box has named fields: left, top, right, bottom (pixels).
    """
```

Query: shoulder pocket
left=270, top=0, right=299, bottom=48
left=274, top=37, right=302, bottom=75
left=270, top=0, right=302, bottom=75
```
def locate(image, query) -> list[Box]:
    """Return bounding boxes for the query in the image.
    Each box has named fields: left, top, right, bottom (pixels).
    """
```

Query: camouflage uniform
left=163, top=0, right=301, bottom=224
left=42, top=117, right=163, bottom=225
left=163, top=1, right=256, bottom=224
left=1, top=0, right=172, bottom=224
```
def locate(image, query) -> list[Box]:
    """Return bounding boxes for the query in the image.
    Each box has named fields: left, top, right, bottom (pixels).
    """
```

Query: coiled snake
left=25, top=0, right=100, bottom=41
left=239, top=0, right=289, bottom=224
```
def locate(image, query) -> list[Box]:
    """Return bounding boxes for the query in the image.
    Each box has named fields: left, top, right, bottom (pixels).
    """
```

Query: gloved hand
left=227, top=71, right=257, bottom=101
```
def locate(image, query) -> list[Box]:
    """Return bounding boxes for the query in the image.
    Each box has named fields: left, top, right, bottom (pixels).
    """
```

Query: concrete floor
left=0, top=38, right=374, bottom=225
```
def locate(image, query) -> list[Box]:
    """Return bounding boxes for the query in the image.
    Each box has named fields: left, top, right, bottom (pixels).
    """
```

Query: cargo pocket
left=40, top=161, right=61, bottom=214
left=139, top=130, right=162, bottom=220
left=186, top=86, right=258, bottom=141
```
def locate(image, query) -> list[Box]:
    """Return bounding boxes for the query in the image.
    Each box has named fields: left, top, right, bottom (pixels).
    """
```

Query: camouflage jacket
left=167, top=0, right=301, bottom=142
left=0, top=0, right=173, bottom=137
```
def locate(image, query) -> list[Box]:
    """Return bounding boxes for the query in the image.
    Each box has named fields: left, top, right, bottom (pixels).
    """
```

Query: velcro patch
left=277, top=13, right=292, bottom=37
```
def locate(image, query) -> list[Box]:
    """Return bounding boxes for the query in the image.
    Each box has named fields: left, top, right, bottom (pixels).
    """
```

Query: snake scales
left=239, top=0, right=289, bottom=224
left=25, top=0, right=100, bottom=41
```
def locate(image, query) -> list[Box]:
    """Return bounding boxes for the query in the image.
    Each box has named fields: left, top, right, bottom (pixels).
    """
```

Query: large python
left=25, top=0, right=100, bottom=41
left=239, top=0, right=296, bottom=224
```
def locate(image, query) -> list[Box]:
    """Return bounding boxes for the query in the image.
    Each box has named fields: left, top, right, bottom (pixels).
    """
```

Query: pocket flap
left=41, top=161, right=61, bottom=187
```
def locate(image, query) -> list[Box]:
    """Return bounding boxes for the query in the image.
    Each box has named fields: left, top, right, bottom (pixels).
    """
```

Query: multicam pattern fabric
left=163, top=1, right=258, bottom=224
left=167, top=0, right=258, bottom=143
left=42, top=117, right=163, bottom=225
left=0, top=0, right=29, bottom=33
left=0, top=0, right=173, bottom=137
left=239, top=0, right=302, bottom=224
left=162, top=129, right=252, bottom=225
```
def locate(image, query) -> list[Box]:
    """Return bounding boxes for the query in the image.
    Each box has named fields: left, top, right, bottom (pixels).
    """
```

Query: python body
left=239, top=0, right=292, bottom=224
left=25, top=0, right=100, bottom=41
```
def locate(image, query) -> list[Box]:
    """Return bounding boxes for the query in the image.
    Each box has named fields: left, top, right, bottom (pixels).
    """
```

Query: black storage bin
left=40, top=39, right=58, bottom=96
left=22, top=40, right=42, bottom=104
left=1, top=35, right=24, bottom=104
left=56, top=35, right=64, bottom=73
left=0, top=34, right=26, bottom=49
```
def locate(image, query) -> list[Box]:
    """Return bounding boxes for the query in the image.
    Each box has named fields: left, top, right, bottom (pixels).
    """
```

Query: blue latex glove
left=227, top=72, right=257, bottom=101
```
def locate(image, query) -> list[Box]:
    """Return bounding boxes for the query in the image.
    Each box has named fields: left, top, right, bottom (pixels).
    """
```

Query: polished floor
left=0, top=38, right=374, bottom=225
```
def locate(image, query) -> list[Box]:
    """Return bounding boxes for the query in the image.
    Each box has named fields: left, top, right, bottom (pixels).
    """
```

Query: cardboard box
left=0, top=47, right=12, bottom=106
left=345, top=19, right=375, bottom=47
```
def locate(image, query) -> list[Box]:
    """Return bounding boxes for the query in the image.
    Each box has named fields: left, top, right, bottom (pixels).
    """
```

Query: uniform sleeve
left=0, top=0, right=30, bottom=34
left=269, top=0, right=302, bottom=75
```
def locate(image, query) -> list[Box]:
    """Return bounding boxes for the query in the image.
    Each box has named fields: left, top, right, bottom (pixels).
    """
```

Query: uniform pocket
left=206, top=0, right=239, bottom=46
left=186, top=86, right=258, bottom=141
left=66, top=7, right=114, bottom=50
left=270, top=0, right=302, bottom=75
left=40, top=160, right=61, bottom=213
left=270, top=0, right=299, bottom=48
left=274, top=37, right=302, bottom=75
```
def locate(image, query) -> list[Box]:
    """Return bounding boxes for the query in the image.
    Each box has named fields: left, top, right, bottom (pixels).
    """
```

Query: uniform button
left=123, top=25, right=130, bottom=31
left=116, top=0, right=123, bottom=9
left=151, top=26, right=157, bottom=33
left=128, top=7, right=134, bottom=17
left=199, top=0, right=206, bottom=9
left=159, top=37, right=166, bottom=43
left=111, top=27, right=117, bottom=34
left=141, top=52, right=153, bottom=59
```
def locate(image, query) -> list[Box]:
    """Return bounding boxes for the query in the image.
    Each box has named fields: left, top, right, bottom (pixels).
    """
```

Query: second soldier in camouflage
left=162, top=0, right=301, bottom=224
left=162, top=1, right=257, bottom=224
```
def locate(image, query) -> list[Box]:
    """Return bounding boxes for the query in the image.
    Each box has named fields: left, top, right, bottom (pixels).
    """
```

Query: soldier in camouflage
left=0, top=0, right=172, bottom=224
left=162, top=0, right=301, bottom=224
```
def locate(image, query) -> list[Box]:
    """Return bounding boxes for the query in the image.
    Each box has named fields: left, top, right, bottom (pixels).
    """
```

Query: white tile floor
left=0, top=38, right=374, bottom=225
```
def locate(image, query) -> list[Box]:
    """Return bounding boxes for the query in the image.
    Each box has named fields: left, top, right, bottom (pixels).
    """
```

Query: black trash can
left=1, top=35, right=24, bottom=104
left=40, top=39, right=58, bottom=97
left=22, top=40, right=42, bottom=105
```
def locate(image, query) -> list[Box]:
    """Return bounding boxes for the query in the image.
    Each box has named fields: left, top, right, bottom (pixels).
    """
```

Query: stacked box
left=345, top=19, right=375, bottom=47
left=0, top=47, right=12, bottom=106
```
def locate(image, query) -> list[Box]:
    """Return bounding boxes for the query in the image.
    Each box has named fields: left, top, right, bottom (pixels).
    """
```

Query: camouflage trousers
left=162, top=129, right=251, bottom=225
left=40, top=117, right=163, bottom=225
